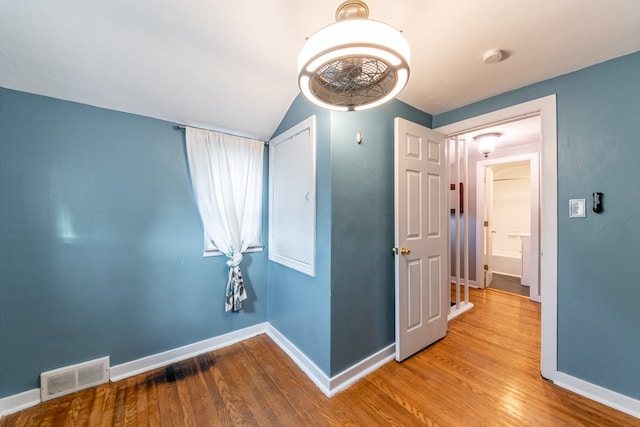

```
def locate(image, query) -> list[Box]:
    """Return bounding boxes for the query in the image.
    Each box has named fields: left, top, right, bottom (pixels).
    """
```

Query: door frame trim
left=435, top=94, right=558, bottom=380
left=476, top=153, right=540, bottom=302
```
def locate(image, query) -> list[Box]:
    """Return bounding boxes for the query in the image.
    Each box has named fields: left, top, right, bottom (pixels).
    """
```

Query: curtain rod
left=176, top=124, right=268, bottom=145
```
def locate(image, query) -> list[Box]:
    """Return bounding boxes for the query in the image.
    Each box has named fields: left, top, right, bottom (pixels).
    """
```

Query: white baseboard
left=266, top=325, right=395, bottom=397
left=4, top=323, right=639, bottom=422
left=0, top=324, right=267, bottom=418
left=0, top=389, right=40, bottom=418
left=110, top=322, right=268, bottom=381
left=552, top=371, right=640, bottom=419
left=328, top=343, right=395, bottom=396
left=266, top=325, right=332, bottom=395
left=448, top=301, right=474, bottom=321
left=110, top=321, right=392, bottom=397
left=1, top=321, right=392, bottom=418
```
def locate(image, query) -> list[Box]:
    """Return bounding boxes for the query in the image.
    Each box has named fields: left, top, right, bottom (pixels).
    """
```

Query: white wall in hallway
left=491, top=162, right=531, bottom=259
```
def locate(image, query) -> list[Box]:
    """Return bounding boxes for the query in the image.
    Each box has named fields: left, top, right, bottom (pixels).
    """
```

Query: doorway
left=477, top=155, right=540, bottom=302
left=448, top=114, right=542, bottom=302
left=435, top=95, right=558, bottom=380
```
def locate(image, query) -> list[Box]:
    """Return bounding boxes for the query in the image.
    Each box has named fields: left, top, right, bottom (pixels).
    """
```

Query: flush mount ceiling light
left=297, top=0, right=410, bottom=112
left=474, top=132, right=502, bottom=158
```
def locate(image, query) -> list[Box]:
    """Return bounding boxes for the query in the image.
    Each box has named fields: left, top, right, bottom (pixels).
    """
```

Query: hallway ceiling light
left=474, top=132, right=502, bottom=157
left=297, top=0, right=410, bottom=112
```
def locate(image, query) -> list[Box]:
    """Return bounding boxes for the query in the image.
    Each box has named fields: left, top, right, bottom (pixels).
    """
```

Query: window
left=185, top=126, right=265, bottom=311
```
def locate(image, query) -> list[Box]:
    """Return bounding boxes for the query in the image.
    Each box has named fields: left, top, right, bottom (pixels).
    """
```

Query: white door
left=483, top=167, right=494, bottom=288
left=394, top=118, right=448, bottom=362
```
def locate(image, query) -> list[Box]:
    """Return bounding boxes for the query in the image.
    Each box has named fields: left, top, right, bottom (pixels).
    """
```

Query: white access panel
left=269, top=116, right=316, bottom=276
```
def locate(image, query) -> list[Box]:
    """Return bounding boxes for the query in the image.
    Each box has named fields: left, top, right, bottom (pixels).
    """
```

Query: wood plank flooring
left=3, top=288, right=639, bottom=426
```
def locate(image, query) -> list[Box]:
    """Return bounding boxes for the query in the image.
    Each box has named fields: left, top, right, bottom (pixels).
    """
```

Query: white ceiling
left=1, top=1, right=639, bottom=140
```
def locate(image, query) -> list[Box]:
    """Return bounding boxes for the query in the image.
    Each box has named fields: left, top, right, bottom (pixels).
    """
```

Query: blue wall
left=267, top=95, right=333, bottom=374
left=434, top=51, right=640, bottom=399
left=268, top=94, right=432, bottom=377
left=0, top=88, right=268, bottom=397
left=329, top=103, right=431, bottom=375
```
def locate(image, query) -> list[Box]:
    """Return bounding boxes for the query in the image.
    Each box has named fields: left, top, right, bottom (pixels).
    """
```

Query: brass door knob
left=392, top=247, right=411, bottom=255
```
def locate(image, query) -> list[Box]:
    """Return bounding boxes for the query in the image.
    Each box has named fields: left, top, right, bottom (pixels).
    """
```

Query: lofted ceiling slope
left=1, top=1, right=639, bottom=140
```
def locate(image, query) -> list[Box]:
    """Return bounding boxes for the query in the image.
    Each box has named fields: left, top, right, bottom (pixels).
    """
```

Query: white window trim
left=203, top=245, right=264, bottom=258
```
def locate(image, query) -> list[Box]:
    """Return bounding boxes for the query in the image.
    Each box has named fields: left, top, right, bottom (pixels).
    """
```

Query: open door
left=483, top=167, right=494, bottom=288
left=394, top=118, right=448, bottom=362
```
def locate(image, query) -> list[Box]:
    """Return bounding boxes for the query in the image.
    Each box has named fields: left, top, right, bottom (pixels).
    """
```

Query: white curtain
left=185, top=127, right=264, bottom=312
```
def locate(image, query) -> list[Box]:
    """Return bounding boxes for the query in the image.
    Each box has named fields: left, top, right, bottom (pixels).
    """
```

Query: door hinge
left=484, top=220, right=489, bottom=227
left=484, top=264, right=489, bottom=271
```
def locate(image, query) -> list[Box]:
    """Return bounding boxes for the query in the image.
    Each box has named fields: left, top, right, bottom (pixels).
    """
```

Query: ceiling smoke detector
left=483, top=49, right=504, bottom=64
left=297, top=0, right=411, bottom=112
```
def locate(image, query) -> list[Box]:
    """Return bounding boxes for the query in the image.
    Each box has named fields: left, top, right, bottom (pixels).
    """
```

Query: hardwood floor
left=3, top=288, right=638, bottom=426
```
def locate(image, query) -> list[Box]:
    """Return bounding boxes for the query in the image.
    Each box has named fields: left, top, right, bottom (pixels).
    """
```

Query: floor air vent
left=40, top=356, right=110, bottom=401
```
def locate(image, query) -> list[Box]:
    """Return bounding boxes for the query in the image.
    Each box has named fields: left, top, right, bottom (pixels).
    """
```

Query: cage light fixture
left=474, top=132, right=502, bottom=158
left=297, top=1, right=411, bottom=112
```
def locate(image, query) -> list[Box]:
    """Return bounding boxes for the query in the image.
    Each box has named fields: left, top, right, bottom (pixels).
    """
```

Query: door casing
left=435, top=95, right=557, bottom=379
left=476, top=153, right=540, bottom=302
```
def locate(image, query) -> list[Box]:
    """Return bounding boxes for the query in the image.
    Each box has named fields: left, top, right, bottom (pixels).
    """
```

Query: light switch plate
left=569, top=199, right=586, bottom=218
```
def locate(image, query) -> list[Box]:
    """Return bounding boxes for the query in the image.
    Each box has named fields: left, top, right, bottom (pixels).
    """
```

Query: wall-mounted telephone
left=592, top=192, right=603, bottom=213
